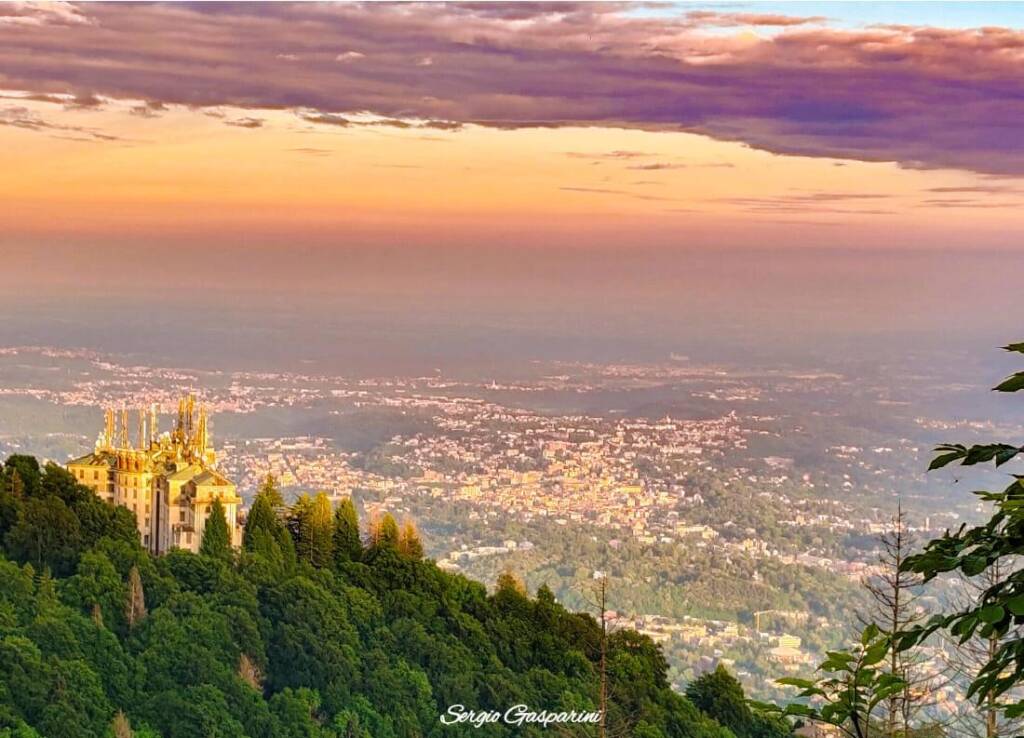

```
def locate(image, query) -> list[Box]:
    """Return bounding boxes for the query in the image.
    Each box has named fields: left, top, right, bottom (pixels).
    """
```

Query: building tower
left=67, top=395, right=242, bottom=555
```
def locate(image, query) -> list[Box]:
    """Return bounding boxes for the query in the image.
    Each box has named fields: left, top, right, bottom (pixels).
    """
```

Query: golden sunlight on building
left=67, top=394, right=242, bottom=555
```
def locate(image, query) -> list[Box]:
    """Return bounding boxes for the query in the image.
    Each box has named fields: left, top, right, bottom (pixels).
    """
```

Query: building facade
left=67, top=395, right=242, bottom=555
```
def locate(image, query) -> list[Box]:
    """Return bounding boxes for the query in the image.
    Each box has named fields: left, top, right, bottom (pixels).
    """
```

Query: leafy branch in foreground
left=896, top=342, right=1024, bottom=723
left=753, top=624, right=905, bottom=738
left=925, top=345, right=1024, bottom=472
left=755, top=342, right=1024, bottom=737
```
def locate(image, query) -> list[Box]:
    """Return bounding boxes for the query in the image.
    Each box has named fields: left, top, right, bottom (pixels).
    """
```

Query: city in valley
left=0, top=343, right=1012, bottom=713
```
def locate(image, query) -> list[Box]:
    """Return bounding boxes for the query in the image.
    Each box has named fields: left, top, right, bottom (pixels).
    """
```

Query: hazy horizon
left=3, top=245, right=1020, bottom=380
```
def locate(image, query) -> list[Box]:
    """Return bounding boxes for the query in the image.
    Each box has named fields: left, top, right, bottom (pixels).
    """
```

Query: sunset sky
left=1, top=2, right=1022, bottom=366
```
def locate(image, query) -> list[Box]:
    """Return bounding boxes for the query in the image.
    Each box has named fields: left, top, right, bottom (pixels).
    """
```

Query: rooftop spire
left=119, top=408, right=130, bottom=449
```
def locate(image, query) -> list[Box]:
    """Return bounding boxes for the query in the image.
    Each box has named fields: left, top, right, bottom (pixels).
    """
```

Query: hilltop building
left=67, top=395, right=242, bottom=555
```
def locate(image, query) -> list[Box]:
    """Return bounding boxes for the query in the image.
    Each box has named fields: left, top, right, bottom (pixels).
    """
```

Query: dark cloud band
left=1, top=2, right=1022, bottom=174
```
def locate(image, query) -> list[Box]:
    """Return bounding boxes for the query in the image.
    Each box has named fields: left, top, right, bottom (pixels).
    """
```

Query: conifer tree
left=309, top=492, right=334, bottom=568
left=397, top=519, right=424, bottom=559
left=332, top=497, right=362, bottom=564
left=243, top=493, right=279, bottom=551
left=243, top=489, right=296, bottom=574
left=9, top=468, right=24, bottom=499
left=111, top=710, right=133, bottom=738
left=257, top=473, right=285, bottom=512
left=125, top=564, right=146, bottom=628
left=289, top=494, right=315, bottom=564
left=943, top=560, right=1024, bottom=737
left=370, top=512, right=400, bottom=551
left=859, top=504, right=933, bottom=735
left=35, top=568, right=58, bottom=613
left=496, top=567, right=527, bottom=596
left=200, top=497, right=232, bottom=562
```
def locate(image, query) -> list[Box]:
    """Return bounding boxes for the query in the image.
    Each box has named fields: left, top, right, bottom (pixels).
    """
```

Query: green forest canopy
left=0, top=457, right=787, bottom=738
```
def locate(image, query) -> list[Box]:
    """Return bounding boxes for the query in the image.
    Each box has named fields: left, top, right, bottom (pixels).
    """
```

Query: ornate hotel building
left=67, top=395, right=242, bottom=555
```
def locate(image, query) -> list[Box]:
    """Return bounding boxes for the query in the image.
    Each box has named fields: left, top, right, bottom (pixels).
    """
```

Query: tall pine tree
left=288, top=493, right=334, bottom=568
left=398, top=519, right=424, bottom=560
left=333, top=497, right=362, bottom=564
left=309, top=493, right=334, bottom=568
left=369, top=512, right=400, bottom=551
left=257, top=473, right=285, bottom=512
left=200, top=497, right=232, bottom=562
left=243, top=494, right=279, bottom=551
left=288, top=494, right=315, bottom=564
left=242, top=491, right=295, bottom=576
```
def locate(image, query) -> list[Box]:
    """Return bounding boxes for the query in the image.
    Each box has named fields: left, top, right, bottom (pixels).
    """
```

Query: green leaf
left=1006, top=702, right=1024, bottom=719
left=962, top=556, right=988, bottom=576
left=929, top=452, right=965, bottom=470
left=994, top=372, right=1024, bottom=393
left=1003, top=343, right=1024, bottom=354
left=929, top=445, right=967, bottom=470
left=1005, top=595, right=1024, bottom=615
left=995, top=447, right=1022, bottom=466
left=782, top=704, right=817, bottom=718
left=861, top=624, right=879, bottom=645
left=963, top=444, right=1019, bottom=467
left=776, top=677, right=817, bottom=690
left=863, top=641, right=888, bottom=667
left=979, top=604, right=1005, bottom=624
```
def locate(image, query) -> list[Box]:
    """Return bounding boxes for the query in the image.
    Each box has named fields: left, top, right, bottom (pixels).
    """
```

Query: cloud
left=299, top=112, right=350, bottom=127
left=335, top=51, right=364, bottom=62
left=565, top=150, right=653, bottom=160
left=298, top=110, right=462, bottom=131
left=130, top=100, right=167, bottom=118
left=560, top=186, right=624, bottom=195
left=1, top=3, right=1023, bottom=173
left=684, top=11, right=828, bottom=27
left=563, top=152, right=734, bottom=170
left=0, top=104, right=120, bottom=141
left=0, top=1, right=89, bottom=27
left=919, top=198, right=1018, bottom=209
left=559, top=185, right=678, bottom=202
left=925, top=185, right=1022, bottom=194
left=717, top=192, right=897, bottom=215
left=627, top=162, right=688, bottom=171
left=0, top=90, right=103, bottom=109
left=224, top=116, right=264, bottom=128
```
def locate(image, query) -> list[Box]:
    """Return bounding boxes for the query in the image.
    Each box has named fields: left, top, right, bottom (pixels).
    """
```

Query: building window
left=93, top=470, right=99, bottom=480
left=179, top=510, right=186, bottom=522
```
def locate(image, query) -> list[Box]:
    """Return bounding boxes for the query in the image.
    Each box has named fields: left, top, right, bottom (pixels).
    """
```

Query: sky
left=0, top=1, right=1022, bottom=369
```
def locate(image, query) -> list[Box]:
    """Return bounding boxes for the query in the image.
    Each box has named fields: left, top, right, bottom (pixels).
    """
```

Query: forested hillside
left=0, top=455, right=784, bottom=738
